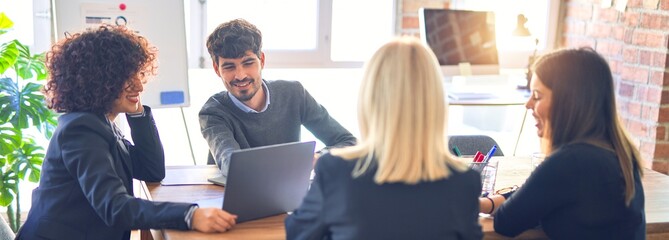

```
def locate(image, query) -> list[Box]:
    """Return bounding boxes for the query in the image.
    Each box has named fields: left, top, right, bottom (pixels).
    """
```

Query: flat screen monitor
left=419, top=8, right=499, bottom=76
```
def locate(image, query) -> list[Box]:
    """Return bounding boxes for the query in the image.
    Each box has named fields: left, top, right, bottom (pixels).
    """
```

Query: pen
left=473, top=151, right=484, bottom=163
left=470, top=151, right=485, bottom=172
left=452, top=146, right=462, bottom=157
left=482, top=145, right=497, bottom=163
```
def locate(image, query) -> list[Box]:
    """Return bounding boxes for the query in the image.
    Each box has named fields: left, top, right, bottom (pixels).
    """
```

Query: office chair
left=207, top=152, right=216, bottom=165
left=448, top=135, right=504, bottom=157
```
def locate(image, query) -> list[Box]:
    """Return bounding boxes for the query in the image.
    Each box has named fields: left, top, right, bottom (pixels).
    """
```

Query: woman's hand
left=191, top=208, right=238, bottom=233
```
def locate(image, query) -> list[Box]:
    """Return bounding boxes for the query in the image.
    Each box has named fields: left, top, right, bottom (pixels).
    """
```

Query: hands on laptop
left=192, top=208, right=238, bottom=233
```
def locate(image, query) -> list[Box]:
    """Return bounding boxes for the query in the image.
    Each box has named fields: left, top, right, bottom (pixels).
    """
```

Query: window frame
left=189, top=0, right=397, bottom=69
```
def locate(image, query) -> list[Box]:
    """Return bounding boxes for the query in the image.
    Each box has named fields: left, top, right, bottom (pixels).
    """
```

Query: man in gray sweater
left=199, top=19, right=357, bottom=180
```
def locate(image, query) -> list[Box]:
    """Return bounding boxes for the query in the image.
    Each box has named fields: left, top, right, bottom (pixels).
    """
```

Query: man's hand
left=191, top=208, right=237, bottom=233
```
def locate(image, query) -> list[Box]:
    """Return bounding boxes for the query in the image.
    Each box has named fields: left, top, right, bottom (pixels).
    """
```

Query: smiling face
left=525, top=74, right=553, bottom=139
left=109, top=75, right=144, bottom=119
left=213, top=50, right=265, bottom=108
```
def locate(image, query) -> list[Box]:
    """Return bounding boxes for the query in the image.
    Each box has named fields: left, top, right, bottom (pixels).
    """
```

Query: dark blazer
left=17, top=107, right=193, bottom=240
left=285, top=153, right=483, bottom=240
left=494, top=143, right=646, bottom=239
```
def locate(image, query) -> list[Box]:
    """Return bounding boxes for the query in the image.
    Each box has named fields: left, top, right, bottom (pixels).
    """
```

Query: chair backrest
left=448, top=135, right=504, bottom=157
left=207, top=152, right=216, bottom=165
left=0, top=215, right=14, bottom=240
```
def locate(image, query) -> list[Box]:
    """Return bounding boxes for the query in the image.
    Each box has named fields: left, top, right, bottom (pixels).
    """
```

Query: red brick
left=662, top=0, right=669, bottom=10
left=651, top=52, right=667, bottom=68
left=619, top=81, right=636, bottom=97
left=621, top=65, right=650, bottom=82
left=624, top=12, right=641, bottom=27
left=629, top=0, right=645, bottom=8
left=661, top=90, right=669, bottom=104
left=564, top=21, right=587, bottom=35
left=653, top=142, right=669, bottom=158
left=596, top=41, right=623, bottom=56
left=635, top=85, right=649, bottom=101
left=652, top=160, right=669, bottom=174
left=640, top=140, right=656, bottom=159
left=649, top=70, right=668, bottom=85
left=632, top=31, right=667, bottom=48
left=402, top=16, right=419, bottom=29
left=624, top=48, right=639, bottom=63
left=566, top=4, right=593, bottom=20
left=646, top=87, right=663, bottom=102
left=656, top=126, right=666, bottom=140
left=402, top=0, right=448, bottom=14
left=643, top=105, right=660, bottom=121
left=612, top=26, right=625, bottom=41
left=658, top=106, right=669, bottom=121
left=639, top=50, right=652, bottom=65
left=563, top=36, right=596, bottom=48
left=629, top=118, right=649, bottom=136
left=587, top=22, right=613, bottom=38
left=609, top=59, right=622, bottom=74
left=641, top=13, right=669, bottom=29
left=624, top=28, right=635, bottom=44
left=628, top=101, right=643, bottom=117
left=594, top=7, right=620, bottom=22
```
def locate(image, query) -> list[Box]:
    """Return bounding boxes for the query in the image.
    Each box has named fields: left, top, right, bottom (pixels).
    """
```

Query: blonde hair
left=331, top=36, right=468, bottom=184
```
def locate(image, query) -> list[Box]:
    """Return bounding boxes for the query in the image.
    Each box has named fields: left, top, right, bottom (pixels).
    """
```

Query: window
left=194, top=0, right=396, bottom=68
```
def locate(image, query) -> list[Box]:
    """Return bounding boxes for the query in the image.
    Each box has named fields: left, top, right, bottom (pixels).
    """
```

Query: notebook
left=197, top=141, right=316, bottom=222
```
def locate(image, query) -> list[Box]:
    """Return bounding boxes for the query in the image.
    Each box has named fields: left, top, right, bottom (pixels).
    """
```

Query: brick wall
left=399, top=0, right=452, bottom=36
left=562, top=0, right=669, bottom=174
left=399, top=0, right=669, bottom=173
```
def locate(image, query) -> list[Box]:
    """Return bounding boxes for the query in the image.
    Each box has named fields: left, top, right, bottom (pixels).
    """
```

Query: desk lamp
left=512, top=14, right=538, bottom=89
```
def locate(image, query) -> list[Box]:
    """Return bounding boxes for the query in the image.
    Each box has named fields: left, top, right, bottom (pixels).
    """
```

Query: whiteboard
left=51, top=0, right=190, bottom=108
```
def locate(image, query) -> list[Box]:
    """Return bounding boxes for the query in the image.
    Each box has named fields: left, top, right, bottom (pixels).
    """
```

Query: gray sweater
left=199, top=80, right=356, bottom=178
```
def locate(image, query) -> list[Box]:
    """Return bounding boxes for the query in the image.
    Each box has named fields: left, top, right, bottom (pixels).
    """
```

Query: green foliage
left=0, top=12, right=56, bottom=232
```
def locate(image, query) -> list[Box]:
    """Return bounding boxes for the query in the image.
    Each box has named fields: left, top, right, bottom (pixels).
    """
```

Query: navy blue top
left=494, top=143, right=645, bottom=239
left=286, top=153, right=483, bottom=240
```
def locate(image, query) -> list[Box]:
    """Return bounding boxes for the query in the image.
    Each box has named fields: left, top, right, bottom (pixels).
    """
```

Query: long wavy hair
left=43, top=25, right=157, bottom=115
left=331, top=36, right=468, bottom=184
left=532, top=47, right=644, bottom=205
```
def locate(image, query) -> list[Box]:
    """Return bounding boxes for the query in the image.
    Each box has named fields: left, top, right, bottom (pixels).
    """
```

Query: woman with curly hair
left=16, top=25, right=236, bottom=240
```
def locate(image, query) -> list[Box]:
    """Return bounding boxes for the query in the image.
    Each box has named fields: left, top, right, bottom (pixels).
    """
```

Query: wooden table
left=137, top=158, right=669, bottom=240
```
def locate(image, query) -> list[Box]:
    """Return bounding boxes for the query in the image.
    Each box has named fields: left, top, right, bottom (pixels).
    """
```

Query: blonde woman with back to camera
left=285, top=36, right=483, bottom=240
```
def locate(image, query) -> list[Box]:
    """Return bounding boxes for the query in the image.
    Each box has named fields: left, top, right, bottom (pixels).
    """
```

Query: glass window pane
left=0, top=0, right=34, bottom=45
left=206, top=0, right=318, bottom=50
left=330, top=0, right=394, bottom=61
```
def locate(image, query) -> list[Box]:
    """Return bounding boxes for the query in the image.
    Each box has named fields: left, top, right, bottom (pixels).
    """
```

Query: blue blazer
left=286, top=153, right=483, bottom=240
left=17, top=107, right=193, bottom=240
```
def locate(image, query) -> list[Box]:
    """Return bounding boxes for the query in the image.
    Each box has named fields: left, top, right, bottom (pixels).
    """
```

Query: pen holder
left=469, top=160, right=499, bottom=196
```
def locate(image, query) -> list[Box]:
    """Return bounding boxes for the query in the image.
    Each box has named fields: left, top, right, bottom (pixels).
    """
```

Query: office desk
left=138, top=159, right=669, bottom=240
left=446, top=83, right=531, bottom=156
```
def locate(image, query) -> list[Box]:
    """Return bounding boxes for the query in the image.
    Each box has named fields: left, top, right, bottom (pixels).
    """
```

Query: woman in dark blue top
left=480, top=48, right=645, bottom=239
left=16, top=25, right=236, bottom=240
left=285, top=37, right=483, bottom=239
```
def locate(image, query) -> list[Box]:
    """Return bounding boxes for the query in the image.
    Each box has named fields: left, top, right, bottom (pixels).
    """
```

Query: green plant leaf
left=0, top=12, right=14, bottom=36
left=14, top=41, right=47, bottom=80
left=0, top=77, right=55, bottom=130
left=0, top=126, right=20, bottom=155
left=0, top=41, right=18, bottom=74
left=0, top=188, right=13, bottom=207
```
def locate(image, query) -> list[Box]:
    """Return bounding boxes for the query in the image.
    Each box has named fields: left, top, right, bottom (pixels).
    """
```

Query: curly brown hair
left=43, top=25, right=157, bottom=114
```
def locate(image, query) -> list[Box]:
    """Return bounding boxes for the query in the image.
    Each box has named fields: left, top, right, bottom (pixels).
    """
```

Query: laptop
left=197, top=141, right=316, bottom=222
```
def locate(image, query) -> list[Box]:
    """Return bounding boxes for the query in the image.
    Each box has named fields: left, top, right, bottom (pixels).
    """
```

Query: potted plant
left=0, top=12, right=57, bottom=232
